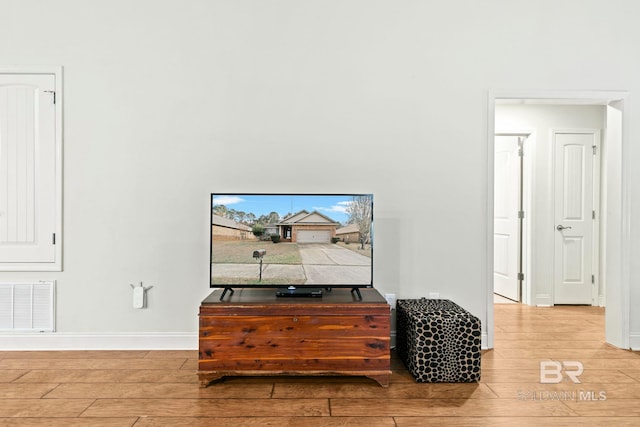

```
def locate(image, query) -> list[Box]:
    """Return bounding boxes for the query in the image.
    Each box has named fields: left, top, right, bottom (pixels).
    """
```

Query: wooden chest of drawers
left=198, top=288, right=391, bottom=386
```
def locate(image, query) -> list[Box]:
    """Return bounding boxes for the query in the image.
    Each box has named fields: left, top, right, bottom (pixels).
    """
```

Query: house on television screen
left=277, top=210, right=339, bottom=243
left=336, top=223, right=361, bottom=244
left=211, top=214, right=255, bottom=241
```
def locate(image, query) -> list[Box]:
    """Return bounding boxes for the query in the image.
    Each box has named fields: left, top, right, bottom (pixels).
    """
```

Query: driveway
left=298, top=243, right=371, bottom=285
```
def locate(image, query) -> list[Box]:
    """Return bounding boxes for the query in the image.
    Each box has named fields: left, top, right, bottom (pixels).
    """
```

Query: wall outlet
left=384, top=293, right=396, bottom=308
left=429, top=292, right=440, bottom=299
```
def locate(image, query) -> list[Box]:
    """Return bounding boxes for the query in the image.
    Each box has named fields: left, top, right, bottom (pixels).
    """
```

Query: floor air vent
left=0, top=282, right=55, bottom=332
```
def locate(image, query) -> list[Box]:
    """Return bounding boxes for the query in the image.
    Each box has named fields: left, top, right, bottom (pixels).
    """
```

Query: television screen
left=210, top=193, right=373, bottom=291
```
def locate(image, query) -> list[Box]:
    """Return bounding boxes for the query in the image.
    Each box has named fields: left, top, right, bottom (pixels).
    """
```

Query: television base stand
left=219, top=286, right=364, bottom=300
left=219, top=287, right=234, bottom=301
left=275, top=287, right=323, bottom=298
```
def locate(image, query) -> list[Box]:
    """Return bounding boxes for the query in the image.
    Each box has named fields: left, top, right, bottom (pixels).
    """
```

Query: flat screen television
left=210, top=193, right=373, bottom=299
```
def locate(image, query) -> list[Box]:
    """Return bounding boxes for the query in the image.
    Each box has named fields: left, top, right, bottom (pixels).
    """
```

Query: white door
left=493, top=135, right=521, bottom=301
left=0, top=72, right=59, bottom=269
left=553, top=130, right=598, bottom=305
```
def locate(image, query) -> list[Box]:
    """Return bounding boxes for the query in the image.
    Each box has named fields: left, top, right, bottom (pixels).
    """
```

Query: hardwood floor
left=1, top=303, right=640, bottom=426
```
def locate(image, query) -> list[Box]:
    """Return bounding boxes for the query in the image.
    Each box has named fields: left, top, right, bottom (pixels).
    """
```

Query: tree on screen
left=346, top=195, right=372, bottom=249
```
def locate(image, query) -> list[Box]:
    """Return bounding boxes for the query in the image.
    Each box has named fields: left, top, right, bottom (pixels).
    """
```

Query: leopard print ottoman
left=396, top=299, right=481, bottom=382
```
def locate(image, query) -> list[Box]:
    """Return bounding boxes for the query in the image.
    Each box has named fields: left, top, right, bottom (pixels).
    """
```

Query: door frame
left=486, top=90, right=630, bottom=350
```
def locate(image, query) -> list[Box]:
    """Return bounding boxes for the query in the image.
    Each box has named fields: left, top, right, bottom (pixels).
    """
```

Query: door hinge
left=592, top=210, right=596, bottom=220
left=518, top=210, right=525, bottom=219
left=518, top=272, right=524, bottom=281
left=52, top=233, right=56, bottom=245
left=592, top=145, right=597, bottom=155
left=518, top=148, right=524, bottom=157
left=44, top=90, right=56, bottom=104
left=591, top=274, right=595, bottom=284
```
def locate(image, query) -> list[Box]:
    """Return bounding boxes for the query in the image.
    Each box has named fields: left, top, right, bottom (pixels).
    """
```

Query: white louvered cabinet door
left=0, top=72, right=60, bottom=270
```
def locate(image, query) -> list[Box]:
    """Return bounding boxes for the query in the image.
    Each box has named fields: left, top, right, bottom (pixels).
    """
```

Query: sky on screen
left=211, top=194, right=367, bottom=224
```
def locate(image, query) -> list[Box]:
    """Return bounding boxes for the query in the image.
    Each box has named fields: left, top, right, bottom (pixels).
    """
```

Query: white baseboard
left=535, top=293, right=553, bottom=306
left=599, top=294, right=606, bottom=307
left=630, top=332, right=640, bottom=351
left=0, top=332, right=198, bottom=351
left=0, top=330, right=497, bottom=352
left=482, top=332, right=489, bottom=350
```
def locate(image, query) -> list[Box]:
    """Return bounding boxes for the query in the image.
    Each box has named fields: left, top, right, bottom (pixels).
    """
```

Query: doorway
left=486, top=91, right=630, bottom=350
left=493, top=127, right=602, bottom=306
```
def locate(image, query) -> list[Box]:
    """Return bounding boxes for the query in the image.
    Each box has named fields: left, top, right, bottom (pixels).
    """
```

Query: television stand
left=198, top=288, right=391, bottom=387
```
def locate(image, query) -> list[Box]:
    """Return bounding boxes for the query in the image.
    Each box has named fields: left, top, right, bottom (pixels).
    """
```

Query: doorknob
left=556, top=225, right=572, bottom=231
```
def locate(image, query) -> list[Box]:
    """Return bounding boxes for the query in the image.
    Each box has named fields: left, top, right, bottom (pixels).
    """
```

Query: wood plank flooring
left=1, top=303, right=639, bottom=426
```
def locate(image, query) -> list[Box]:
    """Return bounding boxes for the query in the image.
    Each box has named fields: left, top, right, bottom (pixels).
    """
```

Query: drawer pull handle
left=293, top=317, right=298, bottom=322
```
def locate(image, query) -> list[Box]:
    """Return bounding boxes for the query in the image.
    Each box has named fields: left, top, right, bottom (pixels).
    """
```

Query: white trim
left=592, top=130, right=602, bottom=307
left=485, top=96, right=496, bottom=350
left=630, top=333, right=640, bottom=351
left=523, top=132, right=535, bottom=306
left=535, top=293, right=553, bottom=307
left=619, top=96, right=632, bottom=350
left=0, top=66, right=62, bottom=74
left=487, top=90, right=631, bottom=350
left=592, top=130, right=602, bottom=306
left=0, top=332, right=198, bottom=350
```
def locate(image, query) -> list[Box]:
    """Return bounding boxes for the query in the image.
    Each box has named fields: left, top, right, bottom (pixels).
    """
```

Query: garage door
left=297, top=230, right=331, bottom=243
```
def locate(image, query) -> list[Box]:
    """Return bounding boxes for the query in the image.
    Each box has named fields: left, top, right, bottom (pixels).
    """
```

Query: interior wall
left=1, top=0, right=639, bottom=349
left=604, top=104, right=625, bottom=346
left=495, top=104, right=606, bottom=306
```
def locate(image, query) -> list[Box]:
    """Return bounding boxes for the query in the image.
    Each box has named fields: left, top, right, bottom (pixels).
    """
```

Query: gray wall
left=1, top=0, right=639, bottom=347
